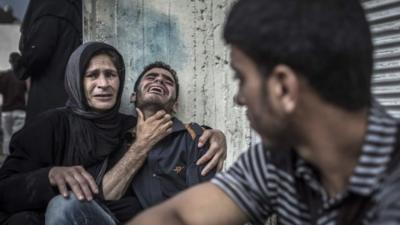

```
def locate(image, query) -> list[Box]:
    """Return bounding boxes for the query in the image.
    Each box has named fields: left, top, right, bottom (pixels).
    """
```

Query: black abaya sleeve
left=0, top=109, right=69, bottom=213
left=16, top=16, right=59, bottom=80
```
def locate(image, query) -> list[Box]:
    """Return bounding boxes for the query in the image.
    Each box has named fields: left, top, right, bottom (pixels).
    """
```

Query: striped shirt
left=211, top=102, right=399, bottom=225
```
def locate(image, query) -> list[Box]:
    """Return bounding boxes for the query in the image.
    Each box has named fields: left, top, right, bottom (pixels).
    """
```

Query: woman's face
left=83, top=54, right=120, bottom=112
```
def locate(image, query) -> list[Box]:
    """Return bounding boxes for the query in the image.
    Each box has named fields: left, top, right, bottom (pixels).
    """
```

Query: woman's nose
left=97, top=75, right=109, bottom=87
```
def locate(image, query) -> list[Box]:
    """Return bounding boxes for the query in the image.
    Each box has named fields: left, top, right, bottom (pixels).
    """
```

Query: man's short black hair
left=134, top=61, right=179, bottom=100
left=224, top=0, right=373, bottom=111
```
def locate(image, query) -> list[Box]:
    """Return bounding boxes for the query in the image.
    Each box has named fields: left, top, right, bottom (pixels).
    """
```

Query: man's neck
left=140, top=106, right=172, bottom=120
left=141, top=108, right=158, bottom=120
left=295, top=102, right=369, bottom=197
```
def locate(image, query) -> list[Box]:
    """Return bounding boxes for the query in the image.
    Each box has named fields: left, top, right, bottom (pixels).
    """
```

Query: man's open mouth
left=147, top=86, right=166, bottom=95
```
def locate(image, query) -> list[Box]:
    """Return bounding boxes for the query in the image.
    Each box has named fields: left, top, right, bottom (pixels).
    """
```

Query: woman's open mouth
left=93, top=93, right=113, bottom=101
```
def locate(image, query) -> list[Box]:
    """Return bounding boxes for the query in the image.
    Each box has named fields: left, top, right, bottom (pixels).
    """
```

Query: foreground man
left=129, top=0, right=400, bottom=224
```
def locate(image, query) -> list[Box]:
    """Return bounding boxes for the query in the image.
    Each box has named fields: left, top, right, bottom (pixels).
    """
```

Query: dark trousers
left=1, top=211, right=44, bottom=225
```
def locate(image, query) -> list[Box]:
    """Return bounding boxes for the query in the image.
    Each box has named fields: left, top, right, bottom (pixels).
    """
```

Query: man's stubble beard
left=136, top=91, right=176, bottom=114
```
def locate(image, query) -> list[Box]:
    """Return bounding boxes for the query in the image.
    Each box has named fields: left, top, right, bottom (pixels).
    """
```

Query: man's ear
left=269, top=64, right=299, bottom=113
left=172, top=101, right=179, bottom=114
left=130, top=92, right=137, bottom=103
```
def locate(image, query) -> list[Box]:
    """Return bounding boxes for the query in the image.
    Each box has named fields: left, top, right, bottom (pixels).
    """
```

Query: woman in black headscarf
left=63, top=41, right=128, bottom=167
left=12, top=0, right=82, bottom=123
left=0, top=42, right=133, bottom=225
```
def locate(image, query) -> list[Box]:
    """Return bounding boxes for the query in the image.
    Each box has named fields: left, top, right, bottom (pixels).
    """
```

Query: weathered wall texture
left=0, top=24, right=20, bottom=70
left=83, top=0, right=251, bottom=167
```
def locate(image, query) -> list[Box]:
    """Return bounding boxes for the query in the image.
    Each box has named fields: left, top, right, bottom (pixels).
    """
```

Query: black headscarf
left=63, top=42, right=126, bottom=166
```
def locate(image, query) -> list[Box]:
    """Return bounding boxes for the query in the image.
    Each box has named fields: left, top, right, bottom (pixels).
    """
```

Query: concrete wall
left=83, top=0, right=251, bottom=167
left=0, top=24, right=20, bottom=70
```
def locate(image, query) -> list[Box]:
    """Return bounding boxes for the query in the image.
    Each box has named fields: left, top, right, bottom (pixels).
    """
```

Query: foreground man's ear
left=269, top=64, right=299, bottom=114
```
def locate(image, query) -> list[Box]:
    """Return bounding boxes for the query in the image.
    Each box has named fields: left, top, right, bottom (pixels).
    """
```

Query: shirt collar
left=170, top=117, right=186, bottom=133
left=295, top=100, right=398, bottom=196
left=349, top=100, right=398, bottom=195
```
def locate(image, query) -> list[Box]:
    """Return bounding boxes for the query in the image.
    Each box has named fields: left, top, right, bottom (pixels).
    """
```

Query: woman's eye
left=85, top=73, right=95, bottom=78
left=106, top=72, right=117, bottom=78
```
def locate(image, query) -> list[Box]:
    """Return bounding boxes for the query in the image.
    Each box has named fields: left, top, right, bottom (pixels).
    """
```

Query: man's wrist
left=130, top=140, right=151, bottom=155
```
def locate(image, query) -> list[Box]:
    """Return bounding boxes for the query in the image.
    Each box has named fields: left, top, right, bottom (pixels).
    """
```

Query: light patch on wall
left=119, top=4, right=186, bottom=70
left=116, top=0, right=187, bottom=113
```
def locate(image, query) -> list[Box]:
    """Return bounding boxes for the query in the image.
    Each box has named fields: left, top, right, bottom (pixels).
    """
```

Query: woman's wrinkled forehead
left=85, top=51, right=122, bottom=75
